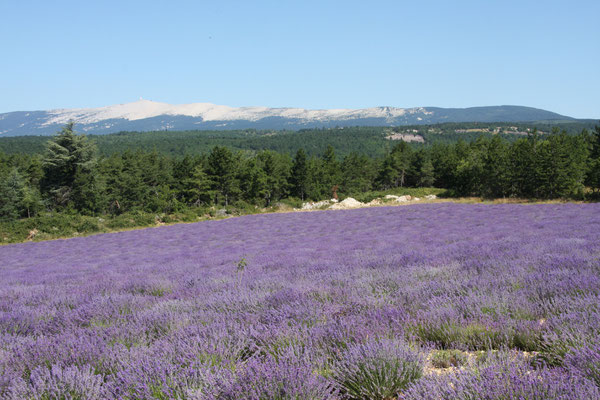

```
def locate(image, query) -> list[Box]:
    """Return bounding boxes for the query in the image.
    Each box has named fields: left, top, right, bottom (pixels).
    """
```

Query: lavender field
left=1, top=203, right=600, bottom=399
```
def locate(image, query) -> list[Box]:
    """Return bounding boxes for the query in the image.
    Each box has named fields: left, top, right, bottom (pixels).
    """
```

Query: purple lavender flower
left=565, top=345, right=600, bottom=388
left=6, top=364, right=105, bottom=400
left=0, top=203, right=599, bottom=397
left=218, top=351, right=336, bottom=400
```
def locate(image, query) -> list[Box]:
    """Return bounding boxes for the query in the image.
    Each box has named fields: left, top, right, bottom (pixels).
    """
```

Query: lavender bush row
left=405, top=351, right=600, bottom=399
left=1, top=203, right=599, bottom=398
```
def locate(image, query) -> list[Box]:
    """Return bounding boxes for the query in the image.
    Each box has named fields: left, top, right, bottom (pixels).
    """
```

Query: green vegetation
left=1, top=122, right=599, bottom=243
left=0, top=209, right=205, bottom=244
left=0, top=121, right=595, bottom=158
left=430, top=349, right=469, bottom=369
left=332, top=339, right=424, bottom=400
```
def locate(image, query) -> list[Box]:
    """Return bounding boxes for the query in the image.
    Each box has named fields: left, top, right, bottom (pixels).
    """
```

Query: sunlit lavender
left=1, top=203, right=600, bottom=399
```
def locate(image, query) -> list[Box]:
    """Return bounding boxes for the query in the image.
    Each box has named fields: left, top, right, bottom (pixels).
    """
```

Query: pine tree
left=257, top=151, right=290, bottom=206
left=189, top=165, right=215, bottom=206
left=454, top=145, right=485, bottom=196
left=321, top=145, right=341, bottom=198
left=341, top=152, right=374, bottom=194
left=535, top=130, right=587, bottom=198
left=0, top=168, right=26, bottom=219
left=138, top=151, right=176, bottom=212
left=240, top=158, right=269, bottom=205
left=290, top=148, right=309, bottom=201
left=509, top=135, right=538, bottom=197
left=41, top=122, right=98, bottom=210
left=376, top=155, right=400, bottom=190
left=207, top=146, right=239, bottom=206
left=21, top=185, right=44, bottom=218
left=172, top=155, right=196, bottom=201
left=376, top=142, right=413, bottom=189
left=178, top=161, right=214, bottom=206
left=430, top=144, right=459, bottom=189
left=417, top=154, right=435, bottom=187
left=586, top=125, right=600, bottom=193
left=482, top=136, right=509, bottom=198
left=71, top=168, right=104, bottom=214
left=391, top=142, right=413, bottom=188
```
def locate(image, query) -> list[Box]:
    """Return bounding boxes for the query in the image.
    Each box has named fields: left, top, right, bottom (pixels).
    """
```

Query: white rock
left=425, top=194, right=437, bottom=200
left=330, top=197, right=364, bottom=210
left=367, top=199, right=383, bottom=206
left=301, top=200, right=331, bottom=210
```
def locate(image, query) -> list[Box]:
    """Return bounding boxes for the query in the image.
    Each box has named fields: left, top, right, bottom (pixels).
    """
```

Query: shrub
left=277, top=197, right=303, bottom=209
left=536, top=331, right=594, bottom=367
left=76, top=218, right=101, bottom=233
left=430, top=349, right=468, bottom=369
left=412, top=322, right=507, bottom=350
left=331, top=338, right=424, bottom=400
left=231, top=200, right=260, bottom=215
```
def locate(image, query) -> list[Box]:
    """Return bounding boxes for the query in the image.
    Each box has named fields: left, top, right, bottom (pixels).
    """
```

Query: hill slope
left=0, top=100, right=578, bottom=136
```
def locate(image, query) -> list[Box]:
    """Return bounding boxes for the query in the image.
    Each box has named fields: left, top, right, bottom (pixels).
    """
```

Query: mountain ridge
left=0, top=100, right=580, bottom=136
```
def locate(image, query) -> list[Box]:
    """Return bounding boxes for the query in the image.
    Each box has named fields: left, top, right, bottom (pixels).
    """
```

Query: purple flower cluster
left=566, top=345, right=600, bottom=388
left=1, top=203, right=599, bottom=398
left=218, top=349, right=335, bottom=400
left=6, top=364, right=104, bottom=400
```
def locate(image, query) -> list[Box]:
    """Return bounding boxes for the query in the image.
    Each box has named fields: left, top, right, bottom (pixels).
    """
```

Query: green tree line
left=1, top=123, right=599, bottom=221
left=0, top=121, right=595, bottom=158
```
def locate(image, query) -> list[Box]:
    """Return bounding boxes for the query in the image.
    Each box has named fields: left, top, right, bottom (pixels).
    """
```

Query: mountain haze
left=0, top=100, right=577, bottom=136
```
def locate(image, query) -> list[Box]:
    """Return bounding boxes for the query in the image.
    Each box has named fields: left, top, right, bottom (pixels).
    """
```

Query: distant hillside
left=1, top=121, right=595, bottom=159
left=423, top=105, right=578, bottom=123
left=0, top=100, right=586, bottom=137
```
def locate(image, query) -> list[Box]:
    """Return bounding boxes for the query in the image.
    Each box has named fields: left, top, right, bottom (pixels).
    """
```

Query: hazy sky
left=1, top=0, right=598, bottom=118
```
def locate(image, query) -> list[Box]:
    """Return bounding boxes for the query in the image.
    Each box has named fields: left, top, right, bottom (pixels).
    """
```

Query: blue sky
left=1, top=0, right=598, bottom=118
